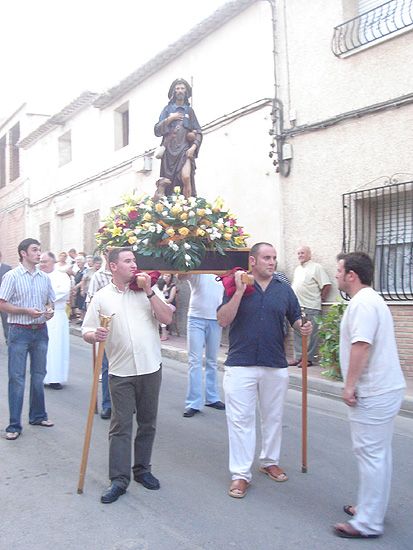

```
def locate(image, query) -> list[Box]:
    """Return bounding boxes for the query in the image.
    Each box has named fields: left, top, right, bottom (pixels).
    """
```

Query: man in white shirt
left=333, top=252, right=406, bottom=539
left=82, top=249, right=173, bottom=504
left=291, top=246, right=331, bottom=366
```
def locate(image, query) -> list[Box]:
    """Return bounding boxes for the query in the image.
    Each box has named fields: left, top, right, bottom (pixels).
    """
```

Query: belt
left=10, top=323, right=46, bottom=330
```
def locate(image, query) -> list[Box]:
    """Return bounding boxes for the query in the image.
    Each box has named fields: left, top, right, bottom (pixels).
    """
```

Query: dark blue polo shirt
left=221, top=276, right=301, bottom=368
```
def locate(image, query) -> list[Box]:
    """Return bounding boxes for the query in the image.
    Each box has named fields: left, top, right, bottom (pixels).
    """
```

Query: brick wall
left=389, top=304, right=413, bottom=378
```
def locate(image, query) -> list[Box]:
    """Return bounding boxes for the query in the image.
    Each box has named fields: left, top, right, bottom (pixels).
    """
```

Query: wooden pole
left=92, top=342, right=98, bottom=414
left=301, top=308, right=308, bottom=473
left=77, top=314, right=112, bottom=494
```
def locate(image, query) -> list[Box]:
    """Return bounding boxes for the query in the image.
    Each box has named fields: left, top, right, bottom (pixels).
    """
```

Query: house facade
left=3, top=0, right=412, bottom=375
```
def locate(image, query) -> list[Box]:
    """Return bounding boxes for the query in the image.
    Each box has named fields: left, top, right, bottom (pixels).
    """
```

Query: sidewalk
left=70, top=326, right=413, bottom=417
left=160, top=334, right=413, bottom=418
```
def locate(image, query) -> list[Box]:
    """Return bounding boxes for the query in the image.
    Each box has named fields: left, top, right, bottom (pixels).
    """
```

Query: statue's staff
left=301, top=308, right=309, bottom=473
left=77, top=314, right=113, bottom=494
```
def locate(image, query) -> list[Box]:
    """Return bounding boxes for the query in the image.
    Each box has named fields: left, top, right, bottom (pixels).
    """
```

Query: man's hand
left=95, top=327, right=109, bottom=343
left=44, top=308, right=54, bottom=321
left=343, top=385, right=357, bottom=407
left=26, top=308, right=45, bottom=319
left=186, top=144, right=197, bottom=159
left=299, top=320, right=312, bottom=337
left=168, top=112, right=184, bottom=123
left=138, top=272, right=153, bottom=296
left=234, top=270, right=247, bottom=295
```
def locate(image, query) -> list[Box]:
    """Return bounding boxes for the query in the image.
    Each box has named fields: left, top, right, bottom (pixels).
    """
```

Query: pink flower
left=128, top=210, right=139, bottom=220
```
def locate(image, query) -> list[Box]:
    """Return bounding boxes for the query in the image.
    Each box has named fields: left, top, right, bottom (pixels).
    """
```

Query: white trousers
left=348, top=389, right=404, bottom=536
left=223, top=366, right=289, bottom=482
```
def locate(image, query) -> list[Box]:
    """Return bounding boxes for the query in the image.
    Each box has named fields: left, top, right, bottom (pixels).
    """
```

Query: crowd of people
left=0, top=238, right=407, bottom=541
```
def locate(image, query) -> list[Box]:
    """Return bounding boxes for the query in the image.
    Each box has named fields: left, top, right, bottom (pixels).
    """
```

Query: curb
left=71, top=326, right=413, bottom=418
left=161, top=344, right=413, bottom=418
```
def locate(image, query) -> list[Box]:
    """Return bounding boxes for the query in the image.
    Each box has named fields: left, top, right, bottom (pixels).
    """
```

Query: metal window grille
left=332, top=0, right=413, bottom=57
left=343, top=180, right=413, bottom=300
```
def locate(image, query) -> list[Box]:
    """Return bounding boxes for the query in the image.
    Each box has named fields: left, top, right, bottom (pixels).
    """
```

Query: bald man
left=290, top=246, right=331, bottom=367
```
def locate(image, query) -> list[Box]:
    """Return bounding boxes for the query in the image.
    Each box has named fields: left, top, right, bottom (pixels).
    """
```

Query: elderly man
left=290, top=245, right=331, bottom=367
left=333, top=252, right=406, bottom=539
left=217, top=242, right=312, bottom=499
left=0, top=238, right=55, bottom=440
left=154, top=78, right=202, bottom=198
left=82, top=249, right=173, bottom=504
left=40, top=252, right=71, bottom=390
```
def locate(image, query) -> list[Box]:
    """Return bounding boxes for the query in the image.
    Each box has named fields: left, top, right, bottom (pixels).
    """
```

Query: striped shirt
left=0, top=264, right=55, bottom=325
left=86, top=269, right=112, bottom=303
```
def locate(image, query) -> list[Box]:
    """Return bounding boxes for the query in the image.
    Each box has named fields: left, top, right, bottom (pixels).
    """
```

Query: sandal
left=228, top=479, right=249, bottom=499
left=6, top=432, right=20, bottom=440
left=334, top=522, right=380, bottom=539
left=259, top=465, right=288, bottom=482
left=343, top=505, right=356, bottom=517
left=30, top=419, right=54, bottom=427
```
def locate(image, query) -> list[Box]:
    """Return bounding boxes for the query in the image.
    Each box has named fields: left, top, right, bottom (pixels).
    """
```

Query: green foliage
left=316, top=302, right=347, bottom=381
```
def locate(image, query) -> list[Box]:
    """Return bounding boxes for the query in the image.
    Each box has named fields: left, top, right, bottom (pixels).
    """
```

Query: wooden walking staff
left=77, top=314, right=113, bottom=494
left=301, top=307, right=309, bottom=473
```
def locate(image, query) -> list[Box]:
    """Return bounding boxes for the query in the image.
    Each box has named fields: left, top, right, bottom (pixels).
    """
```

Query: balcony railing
left=332, top=0, right=413, bottom=57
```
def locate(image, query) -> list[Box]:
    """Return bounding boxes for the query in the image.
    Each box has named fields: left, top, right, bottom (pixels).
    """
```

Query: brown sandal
left=343, top=505, right=356, bottom=517
left=228, top=479, right=249, bottom=499
left=259, top=465, right=288, bottom=482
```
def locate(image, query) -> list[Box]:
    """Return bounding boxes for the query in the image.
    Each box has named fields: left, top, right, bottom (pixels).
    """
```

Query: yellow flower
left=196, top=208, right=206, bottom=217
left=142, top=222, right=151, bottom=230
left=234, top=236, right=246, bottom=246
left=173, top=186, right=181, bottom=194
left=223, top=233, right=232, bottom=241
left=111, top=227, right=123, bottom=237
left=166, top=228, right=175, bottom=237
left=180, top=212, right=188, bottom=221
left=126, top=230, right=135, bottom=238
left=171, top=205, right=182, bottom=216
left=178, top=227, right=190, bottom=237
left=143, top=213, right=152, bottom=221
left=196, top=228, right=206, bottom=237
left=155, top=203, right=163, bottom=213
left=128, top=236, right=138, bottom=244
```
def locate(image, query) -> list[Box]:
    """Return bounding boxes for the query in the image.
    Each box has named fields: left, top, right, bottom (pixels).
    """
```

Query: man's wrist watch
left=146, top=291, right=156, bottom=300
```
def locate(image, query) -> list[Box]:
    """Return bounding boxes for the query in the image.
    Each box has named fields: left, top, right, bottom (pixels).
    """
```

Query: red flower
left=128, top=210, right=139, bottom=220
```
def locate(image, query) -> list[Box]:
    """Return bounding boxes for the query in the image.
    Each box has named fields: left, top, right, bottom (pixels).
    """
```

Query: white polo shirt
left=82, top=282, right=163, bottom=377
left=339, top=287, right=406, bottom=397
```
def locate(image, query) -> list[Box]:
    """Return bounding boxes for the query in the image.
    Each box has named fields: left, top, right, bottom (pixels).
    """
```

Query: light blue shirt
left=0, top=264, right=55, bottom=325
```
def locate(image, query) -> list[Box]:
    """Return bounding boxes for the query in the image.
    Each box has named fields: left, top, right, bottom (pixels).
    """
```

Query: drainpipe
left=266, top=0, right=291, bottom=177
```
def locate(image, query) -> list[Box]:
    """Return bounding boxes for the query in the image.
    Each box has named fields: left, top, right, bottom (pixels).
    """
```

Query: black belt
left=10, top=323, right=46, bottom=330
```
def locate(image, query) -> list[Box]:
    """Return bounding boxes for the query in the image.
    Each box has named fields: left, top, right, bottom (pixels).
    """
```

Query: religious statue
left=154, top=78, right=202, bottom=198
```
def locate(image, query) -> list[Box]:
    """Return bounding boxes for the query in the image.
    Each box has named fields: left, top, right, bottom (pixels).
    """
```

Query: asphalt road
left=0, top=334, right=412, bottom=550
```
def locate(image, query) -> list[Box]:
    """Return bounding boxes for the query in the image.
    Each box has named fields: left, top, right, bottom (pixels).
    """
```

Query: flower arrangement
left=96, top=187, right=249, bottom=271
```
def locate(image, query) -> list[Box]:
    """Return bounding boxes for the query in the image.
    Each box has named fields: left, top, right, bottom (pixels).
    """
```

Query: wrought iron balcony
left=332, top=0, right=413, bottom=57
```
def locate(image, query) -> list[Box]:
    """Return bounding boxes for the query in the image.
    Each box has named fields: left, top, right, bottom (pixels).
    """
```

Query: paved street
left=0, top=334, right=412, bottom=550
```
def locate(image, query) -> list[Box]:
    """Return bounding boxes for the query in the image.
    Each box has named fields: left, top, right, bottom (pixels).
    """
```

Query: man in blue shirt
left=217, top=242, right=312, bottom=499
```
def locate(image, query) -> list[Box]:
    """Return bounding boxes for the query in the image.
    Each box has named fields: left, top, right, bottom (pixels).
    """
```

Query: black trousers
left=108, top=367, right=162, bottom=489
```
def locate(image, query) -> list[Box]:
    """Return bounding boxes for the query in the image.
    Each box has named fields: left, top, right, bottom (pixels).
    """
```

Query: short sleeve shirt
left=222, top=276, right=301, bottom=368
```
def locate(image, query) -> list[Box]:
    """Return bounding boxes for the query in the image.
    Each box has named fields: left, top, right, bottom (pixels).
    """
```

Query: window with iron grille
left=9, top=122, right=20, bottom=182
left=0, top=135, right=6, bottom=188
left=343, top=181, right=413, bottom=300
